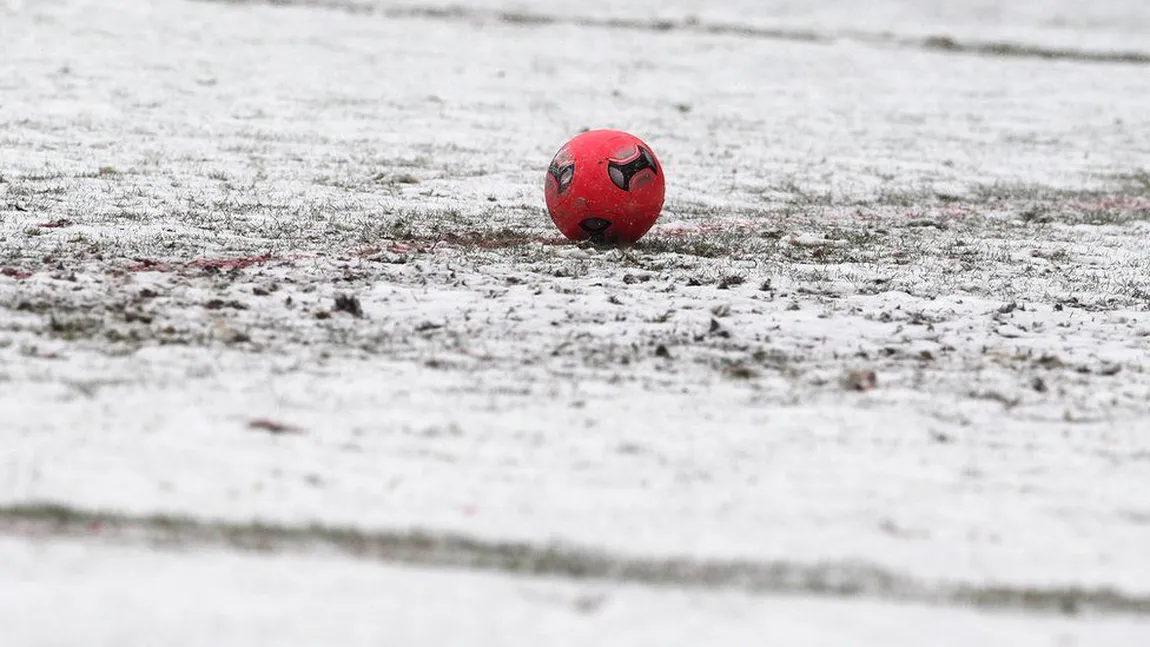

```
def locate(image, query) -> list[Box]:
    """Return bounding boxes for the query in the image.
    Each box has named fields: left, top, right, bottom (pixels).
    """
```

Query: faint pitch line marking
left=195, top=0, right=1150, bottom=66
left=2, top=502, right=1149, bottom=617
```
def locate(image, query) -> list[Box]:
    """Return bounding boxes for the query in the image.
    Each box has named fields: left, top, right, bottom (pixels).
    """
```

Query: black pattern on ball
left=579, top=217, right=612, bottom=242
left=607, top=146, right=658, bottom=191
left=548, top=159, right=574, bottom=194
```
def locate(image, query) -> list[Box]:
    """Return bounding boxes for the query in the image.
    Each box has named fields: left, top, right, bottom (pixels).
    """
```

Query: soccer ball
left=544, top=130, right=665, bottom=244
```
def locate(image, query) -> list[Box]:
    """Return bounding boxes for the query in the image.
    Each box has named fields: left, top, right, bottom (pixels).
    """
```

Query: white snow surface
left=5, top=537, right=1149, bottom=647
left=221, top=0, right=1150, bottom=54
left=1, top=0, right=1150, bottom=643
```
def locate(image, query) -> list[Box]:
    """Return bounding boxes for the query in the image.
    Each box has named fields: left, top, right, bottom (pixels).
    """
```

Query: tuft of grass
left=48, top=314, right=105, bottom=341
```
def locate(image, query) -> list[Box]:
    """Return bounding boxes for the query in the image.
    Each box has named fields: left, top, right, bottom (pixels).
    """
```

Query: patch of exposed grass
left=47, top=314, right=106, bottom=342
left=636, top=232, right=767, bottom=259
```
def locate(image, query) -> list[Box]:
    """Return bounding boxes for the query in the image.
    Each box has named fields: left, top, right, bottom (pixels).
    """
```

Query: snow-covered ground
left=6, top=534, right=1150, bottom=647
left=7, top=536, right=1149, bottom=647
left=1, top=0, right=1149, bottom=644
left=214, top=0, right=1150, bottom=55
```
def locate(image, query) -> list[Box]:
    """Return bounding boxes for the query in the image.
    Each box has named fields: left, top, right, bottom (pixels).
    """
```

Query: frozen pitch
left=2, top=0, right=1149, bottom=644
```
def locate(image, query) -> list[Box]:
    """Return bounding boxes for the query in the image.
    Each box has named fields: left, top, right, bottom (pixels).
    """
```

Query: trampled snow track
left=4, top=503, right=1150, bottom=616
left=201, top=0, right=1150, bottom=64
left=1, top=0, right=1149, bottom=644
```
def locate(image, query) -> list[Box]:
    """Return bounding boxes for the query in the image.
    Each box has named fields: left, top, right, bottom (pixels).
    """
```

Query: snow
left=1, top=0, right=1149, bottom=643
left=4, top=285, right=1150, bottom=591
left=5, top=536, right=1148, bottom=647
left=212, top=0, right=1150, bottom=55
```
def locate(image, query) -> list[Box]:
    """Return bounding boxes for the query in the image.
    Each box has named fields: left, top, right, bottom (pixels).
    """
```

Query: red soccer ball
left=544, top=129, right=665, bottom=244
